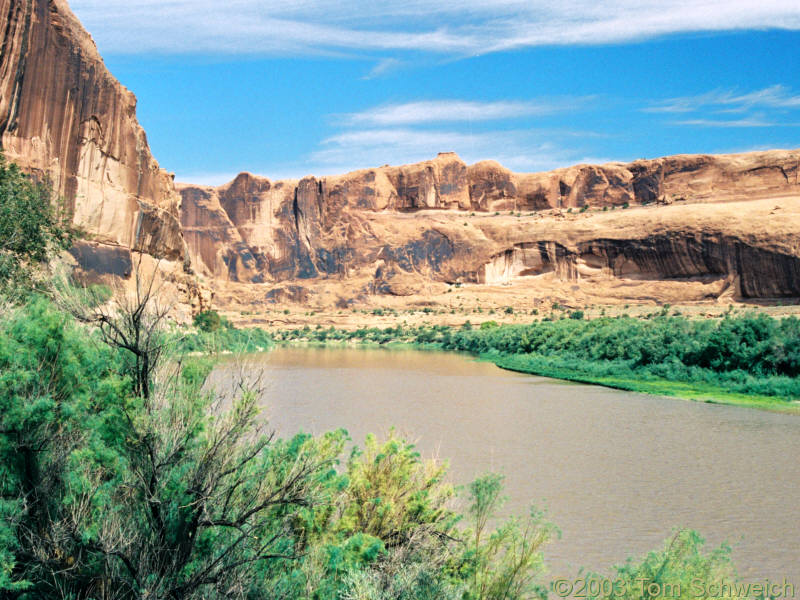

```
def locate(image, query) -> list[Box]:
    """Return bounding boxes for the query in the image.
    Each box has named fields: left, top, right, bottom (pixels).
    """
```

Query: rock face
left=5, top=0, right=800, bottom=309
left=476, top=233, right=800, bottom=299
left=0, top=0, right=185, bottom=261
left=179, top=149, right=800, bottom=303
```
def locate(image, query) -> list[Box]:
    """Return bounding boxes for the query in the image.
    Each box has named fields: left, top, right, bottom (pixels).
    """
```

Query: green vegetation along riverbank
left=175, top=309, right=274, bottom=355
left=273, top=312, right=800, bottom=413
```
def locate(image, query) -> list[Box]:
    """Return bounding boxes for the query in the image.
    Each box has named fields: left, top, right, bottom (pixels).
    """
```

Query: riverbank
left=268, top=314, right=800, bottom=414
left=489, top=354, right=800, bottom=414
left=272, top=339, right=800, bottom=414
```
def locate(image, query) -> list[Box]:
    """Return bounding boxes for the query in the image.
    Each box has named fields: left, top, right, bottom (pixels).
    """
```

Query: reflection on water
left=210, top=346, right=800, bottom=580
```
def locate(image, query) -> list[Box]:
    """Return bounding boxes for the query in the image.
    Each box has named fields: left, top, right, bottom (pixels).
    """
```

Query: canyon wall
left=0, top=0, right=186, bottom=262
left=179, top=150, right=800, bottom=304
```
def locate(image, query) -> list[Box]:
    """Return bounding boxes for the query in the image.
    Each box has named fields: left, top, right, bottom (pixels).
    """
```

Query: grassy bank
left=489, top=354, right=799, bottom=413
left=274, top=313, right=800, bottom=413
left=170, top=310, right=274, bottom=355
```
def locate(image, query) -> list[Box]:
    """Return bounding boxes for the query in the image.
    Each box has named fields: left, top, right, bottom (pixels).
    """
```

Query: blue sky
left=70, top=1, right=800, bottom=185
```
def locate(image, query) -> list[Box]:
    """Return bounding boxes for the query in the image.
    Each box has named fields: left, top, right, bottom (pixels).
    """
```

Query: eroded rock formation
left=1, top=0, right=185, bottom=261
left=179, top=149, right=800, bottom=304
left=0, top=0, right=210, bottom=317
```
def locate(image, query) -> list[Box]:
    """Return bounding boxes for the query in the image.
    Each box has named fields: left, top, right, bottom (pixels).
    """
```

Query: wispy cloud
left=175, top=134, right=604, bottom=182
left=70, top=0, right=800, bottom=56
left=647, top=85, right=800, bottom=114
left=362, top=58, right=403, bottom=79
left=341, top=99, right=581, bottom=126
left=646, top=85, right=800, bottom=128
left=672, top=117, right=776, bottom=128
left=305, top=127, right=598, bottom=175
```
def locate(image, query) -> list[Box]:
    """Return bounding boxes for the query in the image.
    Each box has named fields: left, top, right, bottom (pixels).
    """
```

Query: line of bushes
left=276, top=313, right=800, bottom=403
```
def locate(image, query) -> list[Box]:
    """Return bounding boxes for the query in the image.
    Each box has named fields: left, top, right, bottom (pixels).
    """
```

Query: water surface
left=212, top=346, right=800, bottom=581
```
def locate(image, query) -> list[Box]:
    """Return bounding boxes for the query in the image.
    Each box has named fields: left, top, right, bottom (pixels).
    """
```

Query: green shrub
left=586, top=530, right=742, bottom=600
left=0, top=154, right=76, bottom=298
left=434, top=312, right=800, bottom=399
left=193, top=309, right=225, bottom=332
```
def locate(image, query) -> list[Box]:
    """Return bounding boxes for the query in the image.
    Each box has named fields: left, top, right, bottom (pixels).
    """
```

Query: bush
left=193, top=309, right=225, bottom=332
left=438, top=313, right=800, bottom=399
left=0, top=298, right=344, bottom=598
left=586, top=530, right=742, bottom=600
left=0, top=154, right=76, bottom=298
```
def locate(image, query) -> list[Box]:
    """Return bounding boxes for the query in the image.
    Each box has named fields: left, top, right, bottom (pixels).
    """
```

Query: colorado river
left=211, top=346, right=800, bottom=581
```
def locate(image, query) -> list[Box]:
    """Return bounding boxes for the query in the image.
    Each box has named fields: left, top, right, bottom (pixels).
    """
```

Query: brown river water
left=211, top=346, right=800, bottom=582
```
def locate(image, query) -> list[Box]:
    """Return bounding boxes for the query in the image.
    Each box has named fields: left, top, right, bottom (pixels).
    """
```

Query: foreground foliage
left=0, top=298, right=343, bottom=598
left=587, top=530, right=744, bottom=600
left=0, top=298, right=753, bottom=599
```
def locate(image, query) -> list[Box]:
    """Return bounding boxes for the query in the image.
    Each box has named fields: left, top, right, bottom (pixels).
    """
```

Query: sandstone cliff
left=0, top=0, right=185, bottom=262
left=4, top=0, right=800, bottom=312
left=179, top=149, right=800, bottom=305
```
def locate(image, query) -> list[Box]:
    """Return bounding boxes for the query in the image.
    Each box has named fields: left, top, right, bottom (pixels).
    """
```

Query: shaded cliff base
left=68, top=241, right=211, bottom=323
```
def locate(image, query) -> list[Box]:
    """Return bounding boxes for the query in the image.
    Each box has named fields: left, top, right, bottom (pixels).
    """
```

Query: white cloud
left=305, top=127, right=596, bottom=175
left=672, top=118, right=776, bottom=128
left=647, top=85, right=800, bottom=114
left=171, top=130, right=602, bottom=182
left=725, top=86, right=800, bottom=110
left=341, top=99, right=581, bottom=126
left=69, top=0, right=800, bottom=56
left=646, top=85, right=800, bottom=128
left=362, top=58, right=403, bottom=79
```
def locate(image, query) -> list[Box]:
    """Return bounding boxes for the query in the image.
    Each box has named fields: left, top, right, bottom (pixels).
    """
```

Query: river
left=211, top=346, right=800, bottom=582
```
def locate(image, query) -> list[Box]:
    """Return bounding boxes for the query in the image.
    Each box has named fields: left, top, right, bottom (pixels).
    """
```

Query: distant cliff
left=179, top=150, right=800, bottom=301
